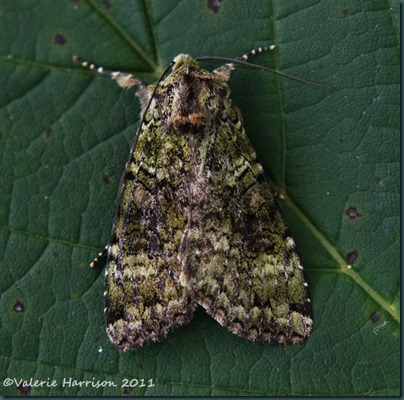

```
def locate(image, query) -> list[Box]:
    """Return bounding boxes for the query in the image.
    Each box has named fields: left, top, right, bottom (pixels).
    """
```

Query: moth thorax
left=170, top=73, right=220, bottom=133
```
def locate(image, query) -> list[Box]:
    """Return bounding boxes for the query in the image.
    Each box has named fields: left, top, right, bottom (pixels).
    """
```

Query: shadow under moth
left=76, top=46, right=313, bottom=351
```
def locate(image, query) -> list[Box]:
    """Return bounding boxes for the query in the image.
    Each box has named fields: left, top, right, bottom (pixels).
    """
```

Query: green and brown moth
left=76, top=47, right=312, bottom=351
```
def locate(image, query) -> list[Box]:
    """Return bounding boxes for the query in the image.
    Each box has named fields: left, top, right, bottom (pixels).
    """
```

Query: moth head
left=160, top=54, right=229, bottom=133
left=172, top=54, right=199, bottom=72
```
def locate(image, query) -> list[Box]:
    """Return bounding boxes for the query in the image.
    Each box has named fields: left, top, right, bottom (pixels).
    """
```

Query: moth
left=76, top=47, right=313, bottom=351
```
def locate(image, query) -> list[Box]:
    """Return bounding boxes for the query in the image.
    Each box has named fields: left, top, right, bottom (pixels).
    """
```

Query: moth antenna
left=236, top=45, right=276, bottom=62
left=197, top=46, right=334, bottom=90
left=203, top=45, right=276, bottom=81
left=72, top=55, right=144, bottom=89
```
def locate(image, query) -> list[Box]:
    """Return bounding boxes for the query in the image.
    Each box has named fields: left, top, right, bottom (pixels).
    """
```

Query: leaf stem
left=85, top=0, right=157, bottom=71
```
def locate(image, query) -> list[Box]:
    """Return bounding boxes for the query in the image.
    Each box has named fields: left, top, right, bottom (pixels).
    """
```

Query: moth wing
left=192, top=113, right=312, bottom=344
left=104, top=121, right=196, bottom=351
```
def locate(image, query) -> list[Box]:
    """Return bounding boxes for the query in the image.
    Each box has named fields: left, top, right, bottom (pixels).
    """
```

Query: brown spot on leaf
left=54, top=33, right=67, bottom=46
left=102, top=0, right=112, bottom=8
left=208, top=0, right=222, bottom=13
left=44, top=126, right=53, bottom=137
left=342, top=8, right=349, bottom=17
left=122, top=385, right=133, bottom=395
left=13, top=300, right=25, bottom=312
left=17, top=384, right=31, bottom=396
left=369, top=311, right=380, bottom=324
left=346, top=250, right=358, bottom=265
left=103, top=175, right=111, bottom=185
left=345, top=206, right=362, bottom=220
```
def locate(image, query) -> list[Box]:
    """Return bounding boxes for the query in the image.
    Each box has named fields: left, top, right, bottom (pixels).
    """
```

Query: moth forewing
left=79, top=49, right=312, bottom=350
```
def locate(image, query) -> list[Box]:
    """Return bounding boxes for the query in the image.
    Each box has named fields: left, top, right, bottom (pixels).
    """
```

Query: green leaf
left=0, top=0, right=399, bottom=396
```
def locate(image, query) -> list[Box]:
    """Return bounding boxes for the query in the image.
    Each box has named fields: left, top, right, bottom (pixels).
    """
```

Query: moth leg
left=89, top=245, right=108, bottom=269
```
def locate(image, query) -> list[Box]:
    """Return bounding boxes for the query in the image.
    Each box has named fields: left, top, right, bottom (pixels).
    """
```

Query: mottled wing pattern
left=189, top=100, right=312, bottom=344
left=104, top=106, right=196, bottom=351
left=98, top=52, right=312, bottom=350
